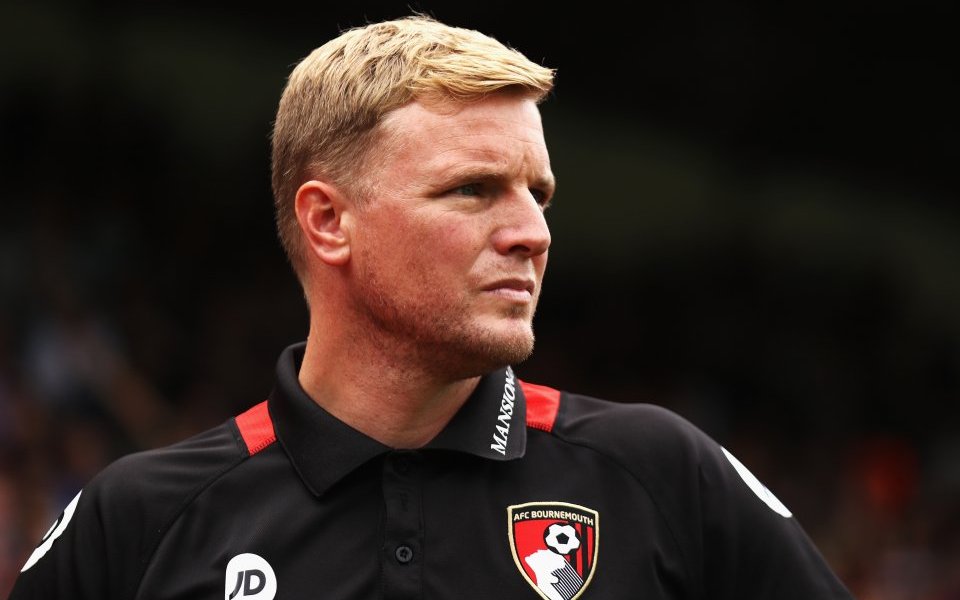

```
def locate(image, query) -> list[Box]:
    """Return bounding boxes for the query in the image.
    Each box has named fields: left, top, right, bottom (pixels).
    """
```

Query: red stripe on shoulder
left=520, top=380, right=561, bottom=432
left=235, top=400, right=276, bottom=456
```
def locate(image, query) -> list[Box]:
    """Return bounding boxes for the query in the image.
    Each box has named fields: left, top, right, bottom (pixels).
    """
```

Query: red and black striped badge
left=507, top=502, right=599, bottom=600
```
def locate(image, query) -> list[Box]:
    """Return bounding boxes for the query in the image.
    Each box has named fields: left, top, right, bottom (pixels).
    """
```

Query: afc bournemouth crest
left=508, top=502, right=599, bottom=600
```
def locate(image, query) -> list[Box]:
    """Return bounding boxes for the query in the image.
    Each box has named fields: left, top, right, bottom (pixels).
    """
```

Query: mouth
left=482, top=278, right=536, bottom=301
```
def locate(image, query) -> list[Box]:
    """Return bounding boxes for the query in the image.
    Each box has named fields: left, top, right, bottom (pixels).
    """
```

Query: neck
left=298, top=318, right=481, bottom=449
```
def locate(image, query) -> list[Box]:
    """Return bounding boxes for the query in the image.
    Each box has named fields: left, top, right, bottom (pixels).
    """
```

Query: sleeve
left=9, top=454, right=159, bottom=600
left=561, top=396, right=854, bottom=599
left=694, top=435, right=853, bottom=599
left=9, top=423, right=247, bottom=600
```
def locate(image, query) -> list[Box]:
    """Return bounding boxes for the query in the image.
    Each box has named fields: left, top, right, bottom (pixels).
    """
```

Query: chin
left=435, top=321, right=535, bottom=378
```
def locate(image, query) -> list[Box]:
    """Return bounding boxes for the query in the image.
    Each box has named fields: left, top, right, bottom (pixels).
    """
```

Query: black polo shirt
left=11, top=343, right=852, bottom=600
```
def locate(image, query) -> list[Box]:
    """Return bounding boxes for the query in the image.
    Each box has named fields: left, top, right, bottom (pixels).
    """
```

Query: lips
left=482, top=278, right=536, bottom=295
left=481, top=278, right=537, bottom=304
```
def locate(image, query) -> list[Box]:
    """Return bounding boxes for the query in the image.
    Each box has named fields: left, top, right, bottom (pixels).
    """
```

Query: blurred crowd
left=0, top=197, right=306, bottom=595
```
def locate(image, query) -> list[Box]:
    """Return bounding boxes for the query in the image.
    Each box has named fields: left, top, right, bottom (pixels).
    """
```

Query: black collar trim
left=269, top=343, right=528, bottom=496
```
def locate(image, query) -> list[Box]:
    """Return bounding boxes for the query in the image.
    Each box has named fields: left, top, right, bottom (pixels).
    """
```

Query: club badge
left=507, top=502, right=599, bottom=600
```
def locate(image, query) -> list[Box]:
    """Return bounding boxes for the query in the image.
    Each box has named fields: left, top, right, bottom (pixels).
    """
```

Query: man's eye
left=530, top=188, right=551, bottom=207
left=454, top=183, right=482, bottom=196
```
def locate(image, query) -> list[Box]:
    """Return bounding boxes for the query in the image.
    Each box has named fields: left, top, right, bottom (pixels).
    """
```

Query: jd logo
left=225, top=553, right=276, bottom=600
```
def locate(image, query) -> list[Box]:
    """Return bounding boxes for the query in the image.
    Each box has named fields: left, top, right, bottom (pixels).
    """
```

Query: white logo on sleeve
left=225, top=553, right=276, bottom=600
left=21, top=490, right=82, bottom=572
left=721, top=447, right=793, bottom=518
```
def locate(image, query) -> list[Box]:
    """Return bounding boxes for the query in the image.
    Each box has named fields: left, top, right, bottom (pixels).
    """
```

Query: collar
left=269, top=343, right=528, bottom=497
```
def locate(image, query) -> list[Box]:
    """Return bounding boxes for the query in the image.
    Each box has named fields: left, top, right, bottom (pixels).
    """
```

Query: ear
left=294, top=180, right=352, bottom=266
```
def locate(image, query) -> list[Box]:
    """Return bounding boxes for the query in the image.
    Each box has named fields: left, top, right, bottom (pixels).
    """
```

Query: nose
left=492, top=190, right=551, bottom=258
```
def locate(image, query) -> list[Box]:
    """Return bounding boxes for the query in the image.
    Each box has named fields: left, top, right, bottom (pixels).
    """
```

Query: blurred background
left=1, top=1, right=957, bottom=597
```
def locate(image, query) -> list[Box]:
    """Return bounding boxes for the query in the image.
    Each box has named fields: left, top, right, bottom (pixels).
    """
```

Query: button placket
left=382, top=451, right=423, bottom=598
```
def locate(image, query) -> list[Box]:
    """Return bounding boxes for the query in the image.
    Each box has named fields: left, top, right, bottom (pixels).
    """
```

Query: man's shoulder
left=519, top=384, right=853, bottom=598
left=521, top=380, right=708, bottom=460
left=520, top=380, right=722, bottom=500
left=11, top=417, right=258, bottom=599
left=87, top=416, right=252, bottom=526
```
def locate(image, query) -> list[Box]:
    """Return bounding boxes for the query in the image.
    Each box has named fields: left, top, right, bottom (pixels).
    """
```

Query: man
left=12, top=16, right=853, bottom=600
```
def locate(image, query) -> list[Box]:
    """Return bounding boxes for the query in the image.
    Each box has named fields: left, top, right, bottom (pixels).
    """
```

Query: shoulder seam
left=129, top=449, right=251, bottom=598
left=531, top=425, right=700, bottom=596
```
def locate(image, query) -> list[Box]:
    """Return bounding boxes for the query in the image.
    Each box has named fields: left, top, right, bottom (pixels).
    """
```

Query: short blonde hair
left=271, top=15, right=555, bottom=275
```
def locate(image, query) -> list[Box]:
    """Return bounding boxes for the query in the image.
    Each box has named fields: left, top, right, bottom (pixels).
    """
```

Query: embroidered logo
left=508, top=502, right=599, bottom=600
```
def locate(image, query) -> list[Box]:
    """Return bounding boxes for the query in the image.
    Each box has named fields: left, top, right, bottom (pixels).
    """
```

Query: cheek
left=435, top=216, right=487, bottom=252
left=411, top=227, right=485, bottom=302
left=361, top=208, right=487, bottom=282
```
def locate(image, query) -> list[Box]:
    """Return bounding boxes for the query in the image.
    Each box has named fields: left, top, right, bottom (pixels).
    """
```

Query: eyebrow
left=436, top=164, right=557, bottom=194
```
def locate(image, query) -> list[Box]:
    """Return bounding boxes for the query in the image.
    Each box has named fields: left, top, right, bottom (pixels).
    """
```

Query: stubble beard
left=352, top=265, right=537, bottom=380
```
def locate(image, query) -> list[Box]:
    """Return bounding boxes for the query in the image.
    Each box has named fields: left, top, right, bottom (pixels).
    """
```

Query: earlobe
left=294, top=180, right=351, bottom=266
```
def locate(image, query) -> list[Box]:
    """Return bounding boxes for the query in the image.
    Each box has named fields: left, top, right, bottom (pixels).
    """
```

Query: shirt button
left=395, top=545, right=414, bottom=564
left=394, top=456, right=410, bottom=474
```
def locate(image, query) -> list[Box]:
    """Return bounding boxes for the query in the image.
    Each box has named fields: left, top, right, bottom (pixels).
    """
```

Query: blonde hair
left=270, top=15, right=555, bottom=275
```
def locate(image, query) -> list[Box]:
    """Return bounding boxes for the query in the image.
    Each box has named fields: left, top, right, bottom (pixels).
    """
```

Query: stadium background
left=1, top=1, right=956, bottom=596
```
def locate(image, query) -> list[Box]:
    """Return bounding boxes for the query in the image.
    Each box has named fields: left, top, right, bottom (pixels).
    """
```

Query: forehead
left=375, top=94, right=551, bottom=181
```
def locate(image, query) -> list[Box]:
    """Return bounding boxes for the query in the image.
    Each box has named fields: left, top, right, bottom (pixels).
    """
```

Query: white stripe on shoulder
left=721, top=447, right=793, bottom=518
